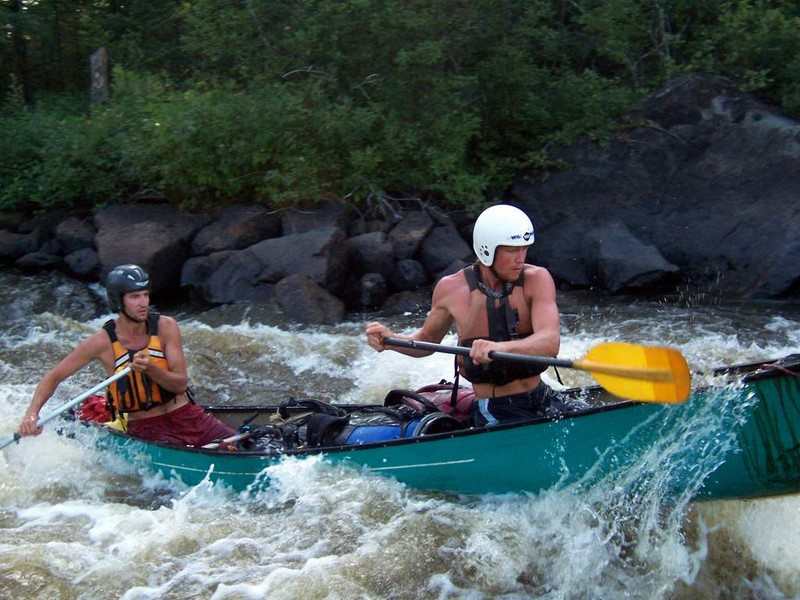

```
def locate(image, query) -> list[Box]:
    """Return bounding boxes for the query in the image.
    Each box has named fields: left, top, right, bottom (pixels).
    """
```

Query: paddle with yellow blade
left=383, top=338, right=691, bottom=403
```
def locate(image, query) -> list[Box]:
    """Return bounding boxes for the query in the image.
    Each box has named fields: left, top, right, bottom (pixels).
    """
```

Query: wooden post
left=90, top=47, right=109, bottom=105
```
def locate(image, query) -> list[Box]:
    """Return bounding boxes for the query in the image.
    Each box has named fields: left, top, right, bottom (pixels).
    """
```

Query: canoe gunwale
left=714, top=354, right=800, bottom=382
left=83, top=354, right=800, bottom=460
left=89, top=390, right=635, bottom=459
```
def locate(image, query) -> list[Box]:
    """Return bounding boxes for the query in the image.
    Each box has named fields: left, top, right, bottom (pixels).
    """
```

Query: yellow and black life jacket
left=103, top=313, right=177, bottom=414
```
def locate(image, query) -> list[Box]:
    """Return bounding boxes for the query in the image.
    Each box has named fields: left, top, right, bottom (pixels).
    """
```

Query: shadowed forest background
left=3, top=0, right=800, bottom=216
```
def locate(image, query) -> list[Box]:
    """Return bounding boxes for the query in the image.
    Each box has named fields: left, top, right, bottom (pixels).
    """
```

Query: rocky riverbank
left=1, top=74, right=798, bottom=324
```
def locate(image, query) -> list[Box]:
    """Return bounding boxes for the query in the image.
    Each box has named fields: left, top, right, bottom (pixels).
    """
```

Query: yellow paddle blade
left=574, top=342, right=691, bottom=403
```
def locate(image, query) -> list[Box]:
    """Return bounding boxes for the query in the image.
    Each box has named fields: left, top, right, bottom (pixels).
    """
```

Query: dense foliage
left=2, top=0, right=799, bottom=214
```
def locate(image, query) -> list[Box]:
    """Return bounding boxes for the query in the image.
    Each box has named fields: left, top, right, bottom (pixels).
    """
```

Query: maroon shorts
left=126, top=403, right=237, bottom=447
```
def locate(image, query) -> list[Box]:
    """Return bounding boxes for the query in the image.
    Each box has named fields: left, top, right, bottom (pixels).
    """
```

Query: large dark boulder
left=191, top=204, right=282, bottom=255
left=347, top=231, right=395, bottom=277
left=539, top=220, right=679, bottom=293
left=203, top=227, right=349, bottom=304
left=388, top=210, right=434, bottom=259
left=281, top=203, right=353, bottom=235
left=55, top=217, right=96, bottom=254
left=389, top=258, right=429, bottom=291
left=275, top=273, right=346, bottom=325
left=64, top=248, right=101, bottom=280
left=347, top=272, right=389, bottom=311
left=590, top=221, right=680, bottom=293
left=378, top=290, right=432, bottom=316
left=513, top=74, right=800, bottom=300
left=180, top=251, right=239, bottom=301
left=0, top=230, right=39, bottom=262
left=16, top=251, right=62, bottom=272
left=93, top=204, right=211, bottom=301
left=418, top=225, right=473, bottom=278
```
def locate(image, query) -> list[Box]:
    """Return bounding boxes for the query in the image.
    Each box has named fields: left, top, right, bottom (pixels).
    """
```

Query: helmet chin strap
left=477, top=264, right=515, bottom=299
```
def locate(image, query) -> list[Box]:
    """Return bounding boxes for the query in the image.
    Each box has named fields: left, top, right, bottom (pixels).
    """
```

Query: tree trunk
left=90, top=47, right=109, bottom=104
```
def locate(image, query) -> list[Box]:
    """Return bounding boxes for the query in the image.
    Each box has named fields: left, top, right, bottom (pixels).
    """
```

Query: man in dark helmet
left=366, top=205, right=584, bottom=426
left=18, top=264, right=236, bottom=446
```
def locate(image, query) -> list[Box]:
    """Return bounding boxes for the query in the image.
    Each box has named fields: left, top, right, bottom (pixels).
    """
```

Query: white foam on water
left=732, top=496, right=800, bottom=595
left=2, top=420, right=799, bottom=599
left=2, top=286, right=799, bottom=599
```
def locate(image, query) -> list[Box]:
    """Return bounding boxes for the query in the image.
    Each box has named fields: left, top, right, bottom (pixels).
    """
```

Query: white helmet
left=472, top=204, right=534, bottom=267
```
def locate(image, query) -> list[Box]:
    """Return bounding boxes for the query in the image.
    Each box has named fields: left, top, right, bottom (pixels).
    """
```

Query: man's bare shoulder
left=156, top=313, right=178, bottom=326
left=154, top=314, right=184, bottom=343
left=66, top=328, right=113, bottom=364
left=524, top=263, right=555, bottom=290
left=432, top=269, right=468, bottom=298
left=523, top=263, right=554, bottom=282
left=155, top=314, right=180, bottom=332
left=84, top=327, right=112, bottom=347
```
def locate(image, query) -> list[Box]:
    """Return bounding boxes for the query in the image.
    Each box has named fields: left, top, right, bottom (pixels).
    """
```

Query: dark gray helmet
left=106, top=264, right=150, bottom=312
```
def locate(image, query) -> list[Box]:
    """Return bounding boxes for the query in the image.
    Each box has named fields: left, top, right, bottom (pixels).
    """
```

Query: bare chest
left=452, top=288, right=532, bottom=340
left=114, top=331, right=150, bottom=352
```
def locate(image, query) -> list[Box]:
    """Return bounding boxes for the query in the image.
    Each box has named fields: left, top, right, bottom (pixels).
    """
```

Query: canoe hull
left=703, top=371, right=800, bottom=499
left=90, top=356, right=800, bottom=500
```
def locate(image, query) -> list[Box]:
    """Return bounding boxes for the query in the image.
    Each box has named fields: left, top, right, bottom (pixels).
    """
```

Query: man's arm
left=366, top=273, right=459, bottom=357
left=19, top=331, right=109, bottom=436
left=521, top=266, right=561, bottom=356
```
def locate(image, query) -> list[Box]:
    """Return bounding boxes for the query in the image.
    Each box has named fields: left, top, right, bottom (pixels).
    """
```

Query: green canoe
left=84, top=354, right=800, bottom=500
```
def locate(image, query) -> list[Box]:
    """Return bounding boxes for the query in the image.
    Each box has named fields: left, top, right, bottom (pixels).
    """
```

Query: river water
left=1, top=271, right=799, bottom=599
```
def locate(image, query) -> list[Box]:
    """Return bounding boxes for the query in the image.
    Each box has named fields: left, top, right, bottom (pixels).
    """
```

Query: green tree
left=2, top=0, right=800, bottom=214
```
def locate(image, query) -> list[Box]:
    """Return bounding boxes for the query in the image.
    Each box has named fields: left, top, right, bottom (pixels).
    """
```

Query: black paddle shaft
left=383, top=337, right=573, bottom=369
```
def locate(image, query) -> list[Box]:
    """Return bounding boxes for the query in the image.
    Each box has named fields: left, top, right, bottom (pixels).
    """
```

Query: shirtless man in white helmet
left=367, top=204, right=583, bottom=426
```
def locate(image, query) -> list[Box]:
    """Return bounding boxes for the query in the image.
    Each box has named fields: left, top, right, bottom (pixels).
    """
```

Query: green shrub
left=2, top=0, right=799, bottom=214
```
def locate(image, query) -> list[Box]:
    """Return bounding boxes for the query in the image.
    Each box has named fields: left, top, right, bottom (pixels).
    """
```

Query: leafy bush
left=684, top=1, right=800, bottom=113
left=2, top=0, right=799, bottom=214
